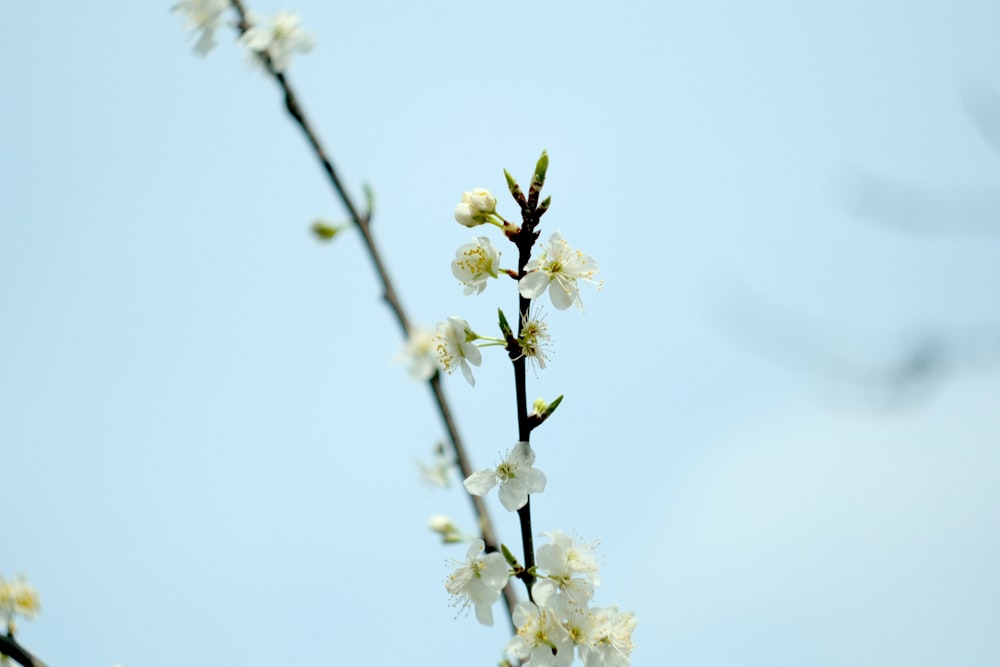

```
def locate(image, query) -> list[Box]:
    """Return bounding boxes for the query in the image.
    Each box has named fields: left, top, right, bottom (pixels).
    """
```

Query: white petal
left=510, top=441, right=535, bottom=466
left=532, top=579, right=557, bottom=608
left=474, top=601, right=494, bottom=626
left=460, top=359, right=476, bottom=386
left=522, top=468, right=547, bottom=494
left=481, top=552, right=510, bottom=589
left=463, top=470, right=497, bottom=496
left=463, top=342, right=482, bottom=366
left=548, top=280, right=576, bottom=310
left=518, top=271, right=550, bottom=299
left=499, top=478, right=528, bottom=511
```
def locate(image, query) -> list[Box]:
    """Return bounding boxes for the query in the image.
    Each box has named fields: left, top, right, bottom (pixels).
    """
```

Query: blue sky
left=2, top=1, right=999, bottom=665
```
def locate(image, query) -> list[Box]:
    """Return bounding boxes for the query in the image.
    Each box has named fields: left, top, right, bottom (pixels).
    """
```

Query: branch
left=226, top=0, right=519, bottom=627
left=0, top=634, right=49, bottom=667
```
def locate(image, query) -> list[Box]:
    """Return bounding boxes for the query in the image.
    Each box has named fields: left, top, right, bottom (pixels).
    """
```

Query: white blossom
left=533, top=530, right=601, bottom=606
left=506, top=600, right=575, bottom=667
left=239, top=10, right=315, bottom=73
left=417, top=442, right=453, bottom=488
left=464, top=441, right=546, bottom=511
left=518, top=309, right=552, bottom=369
left=445, top=539, right=509, bottom=626
left=451, top=237, right=501, bottom=295
left=454, top=189, right=498, bottom=227
left=433, top=316, right=482, bottom=386
left=577, top=606, right=637, bottom=667
left=173, top=0, right=229, bottom=55
left=396, top=326, right=438, bottom=381
left=0, top=574, right=40, bottom=632
left=519, top=230, right=601, bottom=311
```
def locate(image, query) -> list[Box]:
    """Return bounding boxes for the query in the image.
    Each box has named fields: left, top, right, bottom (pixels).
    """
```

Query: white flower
left=506, top=600, right=575, bottom=667
left=464, top=441, right=546, bottom=511
left=454, top=189, right=498, bottom=227
left=445, top=539, right=509, bottom=626
left=396, top=326, right=438, bottom=381
left=433, top=316, right=482, bottom=386
left=518, top=309, right=552, bottom=369
left=173, top=0, right=229, bottom=56
left=451, top=237, right=501, bottom=295
left=239, top=10, right=315, bottom=73
left=428, top=515, right=466, bottom=543
left=0, top=574, right=40, bottom=631
left=533, top=530, right=601, bottom=606
left=518, top=231, right=601, bottom=311
left=577, top=606, right=637, bottom=667
left=417, top=442, right=452, bottom=488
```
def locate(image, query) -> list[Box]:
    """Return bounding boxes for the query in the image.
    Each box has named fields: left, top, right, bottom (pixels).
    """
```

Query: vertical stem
left=512, top=208, right=539, bottom=596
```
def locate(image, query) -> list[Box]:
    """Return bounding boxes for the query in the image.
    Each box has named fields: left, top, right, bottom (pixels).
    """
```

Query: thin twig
left=227, top=0, right=520, bottom=627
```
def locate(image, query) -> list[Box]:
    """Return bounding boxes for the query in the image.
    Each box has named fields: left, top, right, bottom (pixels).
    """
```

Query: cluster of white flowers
left=0, top=574, right=40, bottom=633
left=173, top=2, right=313, bottom=73
left=444, top=529, right=636, bottom=666
left=506, top=532, right=636, bottom=667
left=423, top=188, right=600, bottom=387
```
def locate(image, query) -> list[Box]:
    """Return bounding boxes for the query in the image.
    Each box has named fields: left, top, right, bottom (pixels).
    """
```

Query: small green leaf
left=311, top=220, right=342, bottom=241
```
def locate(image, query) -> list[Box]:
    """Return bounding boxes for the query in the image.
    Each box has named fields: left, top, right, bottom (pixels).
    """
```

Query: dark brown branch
left=0, top=634, right=48, bottom=667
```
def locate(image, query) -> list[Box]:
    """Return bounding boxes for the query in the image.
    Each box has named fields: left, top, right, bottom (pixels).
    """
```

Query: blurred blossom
left=240, top=10, right=315, bottom=72
left=173, top=0, right=229, bottom=55
left=0, top=574, right=40, bottom=633
left=397, top=326, right=439, bottom=382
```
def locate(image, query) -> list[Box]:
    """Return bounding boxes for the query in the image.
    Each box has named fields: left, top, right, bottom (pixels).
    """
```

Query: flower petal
left=522, top=468, right=547, bottom=494
left=499, top=478, right=529, bottom=511
left=548, top=280, right=576, bottom=310
left=518, top=271, right=550, bottom=299
left=463, top=470, right=497, bottom=496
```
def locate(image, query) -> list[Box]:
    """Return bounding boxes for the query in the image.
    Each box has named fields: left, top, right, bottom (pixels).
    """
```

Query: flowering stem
left=510, top=194, right=543, bottom=596
left=227, top=0, right=520, bottom=632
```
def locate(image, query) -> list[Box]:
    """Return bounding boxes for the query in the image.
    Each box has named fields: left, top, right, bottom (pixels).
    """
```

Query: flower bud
left=464, top=188, right=496, bottom=214
left=454, top=188, right=497, bottom=227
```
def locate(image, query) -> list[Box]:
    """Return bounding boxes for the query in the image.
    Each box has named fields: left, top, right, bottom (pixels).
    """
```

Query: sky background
left=2, top=1, right=999, bottom=666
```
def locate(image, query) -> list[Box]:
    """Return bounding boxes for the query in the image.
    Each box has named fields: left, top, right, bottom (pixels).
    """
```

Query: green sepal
left=501, top=543, right=519, bottom=567
left=497, top=308, right=513, bottom=339
left=542, top=394, right=564, bottom=419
